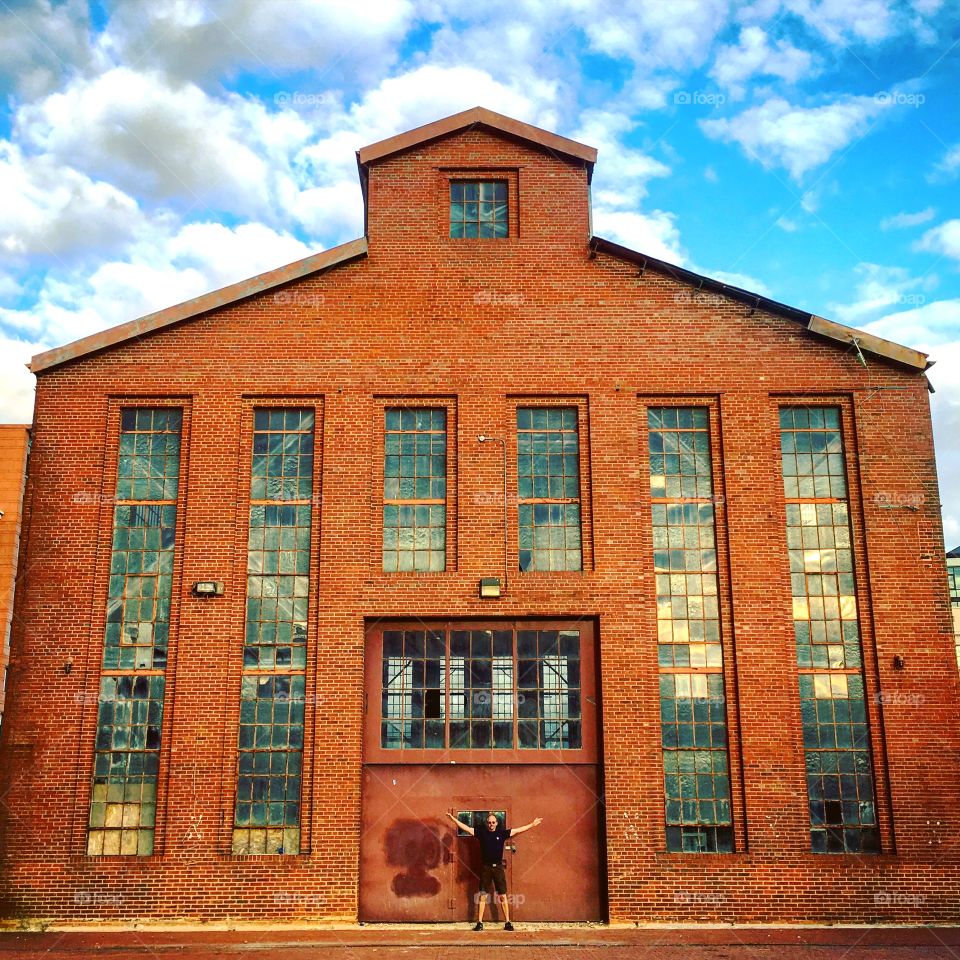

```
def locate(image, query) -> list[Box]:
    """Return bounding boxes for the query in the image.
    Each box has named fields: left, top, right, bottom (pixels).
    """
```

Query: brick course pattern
left=0, top=119, right=957, bottom=925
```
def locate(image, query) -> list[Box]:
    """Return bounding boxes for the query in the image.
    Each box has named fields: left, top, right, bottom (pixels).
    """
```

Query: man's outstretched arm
left=509, top=817, right=543, bottom=836
left=445, top=811, right=475, bottom=835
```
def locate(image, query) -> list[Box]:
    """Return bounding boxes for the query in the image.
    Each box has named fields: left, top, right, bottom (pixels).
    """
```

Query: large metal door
left=359, top=619, right=603, bottom=922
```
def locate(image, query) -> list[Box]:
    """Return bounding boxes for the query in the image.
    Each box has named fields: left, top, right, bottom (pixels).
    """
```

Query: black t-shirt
left=476, top=825, right=513, bottom=865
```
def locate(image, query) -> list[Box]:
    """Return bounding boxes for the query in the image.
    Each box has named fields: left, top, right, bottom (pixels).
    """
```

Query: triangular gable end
left=28, top=109, right=929, bottom=377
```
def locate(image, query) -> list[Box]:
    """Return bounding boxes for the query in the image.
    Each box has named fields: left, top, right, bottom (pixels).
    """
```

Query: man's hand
left=446, top=811, right=474, bottom=835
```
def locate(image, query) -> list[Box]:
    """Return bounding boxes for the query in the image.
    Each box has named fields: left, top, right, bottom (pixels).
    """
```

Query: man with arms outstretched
left=445, top=810, right=543, bottom=931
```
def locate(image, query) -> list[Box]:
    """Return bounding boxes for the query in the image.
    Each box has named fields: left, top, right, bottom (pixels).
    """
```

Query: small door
left=451, top=807, right=513, bottom=922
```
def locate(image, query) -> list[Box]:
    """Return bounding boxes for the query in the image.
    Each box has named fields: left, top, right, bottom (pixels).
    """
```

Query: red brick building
left=0, top=108, right=957, bottom=925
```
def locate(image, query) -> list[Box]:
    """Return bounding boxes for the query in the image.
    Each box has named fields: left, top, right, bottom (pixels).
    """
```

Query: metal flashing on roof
left=30, top=238, right=368, bottom=373
left=588, top=236, right=931, bottom=373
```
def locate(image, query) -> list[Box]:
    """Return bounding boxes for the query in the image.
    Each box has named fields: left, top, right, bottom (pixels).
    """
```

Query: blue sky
left=0, top=0, right=958, bottom=548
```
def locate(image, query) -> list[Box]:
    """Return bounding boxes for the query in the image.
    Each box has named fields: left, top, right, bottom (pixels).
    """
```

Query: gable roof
left=28, top=109, right=931, bottom=376
left=357, top=106, right=598, bottom=172
left=948, top=546, right=960, bottom=559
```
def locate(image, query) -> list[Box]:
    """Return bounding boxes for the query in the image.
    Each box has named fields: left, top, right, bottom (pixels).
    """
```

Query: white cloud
left=99, top=0, right=414, bottom=87
left=0, top=333, right=41, bottom=424
left=862, top=297, right=960, bottom=350
left=701, top=94, right=893, bottom=180
left=15, top=68, right=313, bottom=222
left=0, top=0, right=95, bottom=99
left=828, top=262, right=933, bottom=327
left=929, top=144, right=960, bottom=181
left=0, top=141, right=144, bottom=261
left=737, top=0, right=944, bottom=45
left=710, top=26, right=815, bottom=99
left=0, top=275, right=22, bottom=301
left=574, top=110, right=670, bottom=206
left=580, top=0, right=731, bottom=71
left=880, top=207, right=936, bottom=230
left=592, top=208, right=685, bottom=265
left=784, top=0, right=897, bottom=44
left=916, top=220, right=960, bottom=263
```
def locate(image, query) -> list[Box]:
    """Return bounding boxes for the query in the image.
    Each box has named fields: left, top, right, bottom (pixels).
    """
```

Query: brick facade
left=0, top=114, right=957, bottom=925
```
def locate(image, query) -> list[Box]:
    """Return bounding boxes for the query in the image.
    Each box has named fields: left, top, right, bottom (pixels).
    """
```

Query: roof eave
left=30, top=237, right=369, bottom=374
left=589, top=236, right=930, bottom=373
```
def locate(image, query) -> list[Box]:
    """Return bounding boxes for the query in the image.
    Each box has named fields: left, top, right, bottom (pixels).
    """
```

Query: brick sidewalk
left=1, top=926, right=959, bottom=959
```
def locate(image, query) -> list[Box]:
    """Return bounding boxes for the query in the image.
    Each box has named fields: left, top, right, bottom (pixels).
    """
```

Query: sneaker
left=504, top=921, right=514, bottom=931
left=473, top=922, right=484, bottom=931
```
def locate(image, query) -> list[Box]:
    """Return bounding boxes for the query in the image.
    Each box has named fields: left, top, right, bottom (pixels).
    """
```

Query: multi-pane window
left=779, top=406, right=879, bottom=854
left=950, top=561, right=960, bottom=605
left=382, top=630, right=446, bottom=749
left=88, top=408, right=182, bottom=856
left=647, top=407, right=733, bottom=853
left=383, top=409, right=446, bottom=572
left=517, top=629, right=581, bottom=749
left=948, top=559, right=960, bottom=668
left=380, top=627, right=582, bottom=751
left=449, top=181, right=508, bottom=238
left=450, top=629, right=515, bottom=749
left=233, top=409, right=314, bottom=856
left=517, top=408, right=582, bottom=572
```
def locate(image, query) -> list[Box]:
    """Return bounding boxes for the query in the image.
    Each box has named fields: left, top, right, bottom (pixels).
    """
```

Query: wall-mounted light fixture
left=479, top=577, right=502, bottom=599
left=192, top=580, right=225, bottom=597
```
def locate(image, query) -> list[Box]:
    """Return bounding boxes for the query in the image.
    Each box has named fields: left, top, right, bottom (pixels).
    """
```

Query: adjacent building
left=949, top=546, right=960, bottom=664
left=0, top=425, right=30, bottom=731
left=0, top=108, right=957, bottom=925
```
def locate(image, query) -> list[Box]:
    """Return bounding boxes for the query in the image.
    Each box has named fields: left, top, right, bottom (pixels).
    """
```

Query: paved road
left=1, top=926, right=959, bottom=959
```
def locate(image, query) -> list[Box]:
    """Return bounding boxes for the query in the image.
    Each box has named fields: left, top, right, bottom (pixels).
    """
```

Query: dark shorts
left=479, top=863, right=507, bottom=896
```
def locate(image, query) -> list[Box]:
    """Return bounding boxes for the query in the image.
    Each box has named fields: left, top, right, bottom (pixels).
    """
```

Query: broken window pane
left=381, top=630, right=447, bottom=749
left=380, top=627, right=580, bottom=751
left=780, top=406, right=879, bottom=854
left=647, top=407, right=733, bottom=853
left=88, top=408, right=182, bottom=856
left=233, top=409, right=314, bottom=856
